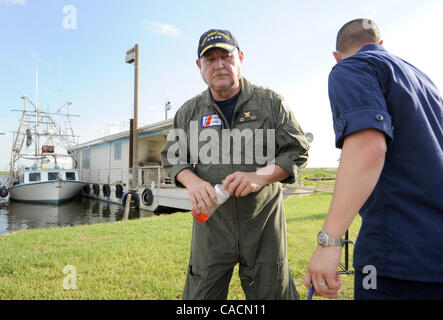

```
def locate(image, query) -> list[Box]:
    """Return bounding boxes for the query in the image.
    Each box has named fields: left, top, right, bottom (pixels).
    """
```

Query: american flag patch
left=202, top=114, right=222, bottom=128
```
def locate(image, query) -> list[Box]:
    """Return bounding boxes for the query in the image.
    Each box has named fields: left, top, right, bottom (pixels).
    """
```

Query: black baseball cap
left=197, top=29, right=240, bottom=59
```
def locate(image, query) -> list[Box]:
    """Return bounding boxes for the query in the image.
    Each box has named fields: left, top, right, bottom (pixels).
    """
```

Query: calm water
left=0, top=196, right=155, bottom=236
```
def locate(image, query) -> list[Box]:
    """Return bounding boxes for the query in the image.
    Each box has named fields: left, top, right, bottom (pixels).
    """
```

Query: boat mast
left=35, top=65, right=40, bottom=168
left=59, top=56, right=63, bottom=108
left=8, top=97, right=27, bottom=184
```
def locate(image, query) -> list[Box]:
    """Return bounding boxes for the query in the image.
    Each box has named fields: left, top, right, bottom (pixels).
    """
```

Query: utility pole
left=125, top=44, right=140, bottom=188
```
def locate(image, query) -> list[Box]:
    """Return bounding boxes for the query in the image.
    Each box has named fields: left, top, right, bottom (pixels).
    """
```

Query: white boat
left=7, top=67, right=85, bottom=203
left=8, top=169, right=84, bottom=203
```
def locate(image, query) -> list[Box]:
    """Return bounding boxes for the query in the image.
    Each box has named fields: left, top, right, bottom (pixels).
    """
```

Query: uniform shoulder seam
left=177, top=91, right=206, bottom=114
left=252, top=84, right=283, bottom=101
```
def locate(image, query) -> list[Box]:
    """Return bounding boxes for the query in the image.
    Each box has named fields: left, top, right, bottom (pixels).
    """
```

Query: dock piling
left=123, top=193, right=132, bottom=221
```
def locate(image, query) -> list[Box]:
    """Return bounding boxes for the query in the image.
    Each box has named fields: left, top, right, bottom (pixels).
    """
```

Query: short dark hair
left=336, top=18, right=381, bottom=53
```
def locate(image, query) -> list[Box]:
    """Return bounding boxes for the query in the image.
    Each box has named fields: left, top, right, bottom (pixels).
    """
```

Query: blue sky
left=1, top=0, right=442, bottom=170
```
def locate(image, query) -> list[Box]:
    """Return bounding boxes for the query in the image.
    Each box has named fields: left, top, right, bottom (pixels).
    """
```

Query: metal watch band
left=317, top=230, right=345, bottom=247
left=326, top=236, right=345, bottom=247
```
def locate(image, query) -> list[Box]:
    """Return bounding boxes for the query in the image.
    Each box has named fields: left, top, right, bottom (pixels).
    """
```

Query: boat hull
left=8, top=181, right=85, bottom=203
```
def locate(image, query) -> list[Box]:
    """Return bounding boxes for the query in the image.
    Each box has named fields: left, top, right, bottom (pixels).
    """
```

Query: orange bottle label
left=192, top=209, right=210, bottom=223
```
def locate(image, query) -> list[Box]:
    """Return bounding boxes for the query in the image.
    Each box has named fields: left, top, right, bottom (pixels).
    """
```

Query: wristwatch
left=317, top=230, right=345, bottom=247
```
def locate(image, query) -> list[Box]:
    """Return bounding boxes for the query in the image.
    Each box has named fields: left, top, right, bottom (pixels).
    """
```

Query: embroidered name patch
left=202, top=114, right=222, bottom=128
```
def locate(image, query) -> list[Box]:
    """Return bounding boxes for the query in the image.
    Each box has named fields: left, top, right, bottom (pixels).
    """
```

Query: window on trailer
left=83, top=149, right=91, bottom=169
left=114, top=142, right=122, bottom=161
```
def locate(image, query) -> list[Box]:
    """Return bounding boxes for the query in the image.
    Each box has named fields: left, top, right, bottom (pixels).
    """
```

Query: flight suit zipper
left=211, top=101, right=243, bottom=263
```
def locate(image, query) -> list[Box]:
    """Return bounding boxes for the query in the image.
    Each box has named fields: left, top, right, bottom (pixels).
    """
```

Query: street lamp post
left=125, top=44, right=140, bottom=189
left=165, top=100, right=171, bottom=120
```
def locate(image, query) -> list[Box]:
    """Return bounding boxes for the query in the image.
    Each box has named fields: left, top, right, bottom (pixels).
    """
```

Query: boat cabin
left=18, top=169, right=80, bottom=185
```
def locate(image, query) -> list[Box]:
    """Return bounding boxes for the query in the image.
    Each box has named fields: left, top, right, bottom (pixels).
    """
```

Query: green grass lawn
left=0, top=193, right=361, bottom=300
left=300, top=168, right=337, bottom=179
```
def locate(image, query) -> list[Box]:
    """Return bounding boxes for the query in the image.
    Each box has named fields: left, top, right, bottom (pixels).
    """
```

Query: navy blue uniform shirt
left=328, top=44, right=443, bottom=283
left=214, top=90, right=241, bottom=125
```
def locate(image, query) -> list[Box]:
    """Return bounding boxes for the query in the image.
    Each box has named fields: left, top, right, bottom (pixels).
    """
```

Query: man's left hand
left=222, top=171, right=265, bottom=198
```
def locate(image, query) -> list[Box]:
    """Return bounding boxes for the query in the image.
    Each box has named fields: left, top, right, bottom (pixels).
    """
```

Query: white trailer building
left=76, top=119, right=192, bottom=212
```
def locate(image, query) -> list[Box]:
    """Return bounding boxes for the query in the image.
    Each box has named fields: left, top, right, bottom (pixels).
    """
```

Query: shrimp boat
left=8, top=168, right=84, bottom=203
left=7, top=91, right=85, bottom=203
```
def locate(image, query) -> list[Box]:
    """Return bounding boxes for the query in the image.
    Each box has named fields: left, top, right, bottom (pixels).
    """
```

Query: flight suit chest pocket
left=197, top=125, right=223, bottom=165
left=232, top=113, right=274, bottom=168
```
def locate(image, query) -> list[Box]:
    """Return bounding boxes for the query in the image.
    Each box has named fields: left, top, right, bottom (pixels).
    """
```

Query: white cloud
left=0, top=0, right=27, bottom=5
left=144, top=21, right=183, bottom=37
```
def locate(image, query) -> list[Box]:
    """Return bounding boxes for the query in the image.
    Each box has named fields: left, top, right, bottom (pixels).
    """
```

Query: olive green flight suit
left=161, top=77, right=309, bottom=300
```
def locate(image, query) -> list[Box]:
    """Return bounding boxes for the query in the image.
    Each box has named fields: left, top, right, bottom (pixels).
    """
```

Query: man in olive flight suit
left=161, top=29, right=309, bottom=300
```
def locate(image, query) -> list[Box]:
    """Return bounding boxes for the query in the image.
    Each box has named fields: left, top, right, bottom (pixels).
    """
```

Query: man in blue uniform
left=304, top=19, right=443, bottom=299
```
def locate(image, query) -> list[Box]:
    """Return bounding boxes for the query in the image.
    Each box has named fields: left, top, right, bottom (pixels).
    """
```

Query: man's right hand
left=176, top=169, right=218, bottom=214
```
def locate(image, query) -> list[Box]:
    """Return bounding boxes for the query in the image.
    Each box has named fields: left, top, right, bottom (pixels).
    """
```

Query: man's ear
left=238, top=50, right=244, bottom=63
left=196, top=59, right=202, bottom=70
left=332, top=51, right=343, bottom=63
left=379, top=40, right=384, bottom=46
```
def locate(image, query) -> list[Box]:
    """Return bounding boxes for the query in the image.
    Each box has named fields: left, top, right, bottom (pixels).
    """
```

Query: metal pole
left=9, top=98, right=27, bottom=184
left=35, top=66, right=38, bottom=113
left=9, top=133, right=15, bottom=185
left=125, top=44, right=140, bottom=189
left=132, top=44, right=140, bottom=188
left=35, top=66, right=39, bottom=168
left=129, top=119, right=134, bottom=170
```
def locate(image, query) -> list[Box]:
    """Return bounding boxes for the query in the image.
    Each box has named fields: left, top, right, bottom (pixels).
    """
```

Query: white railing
left=80, top=168, right=127, bottom=185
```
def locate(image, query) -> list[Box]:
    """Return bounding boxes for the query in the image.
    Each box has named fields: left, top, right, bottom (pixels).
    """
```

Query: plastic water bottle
left=192, top=184, right=230, bottom=223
